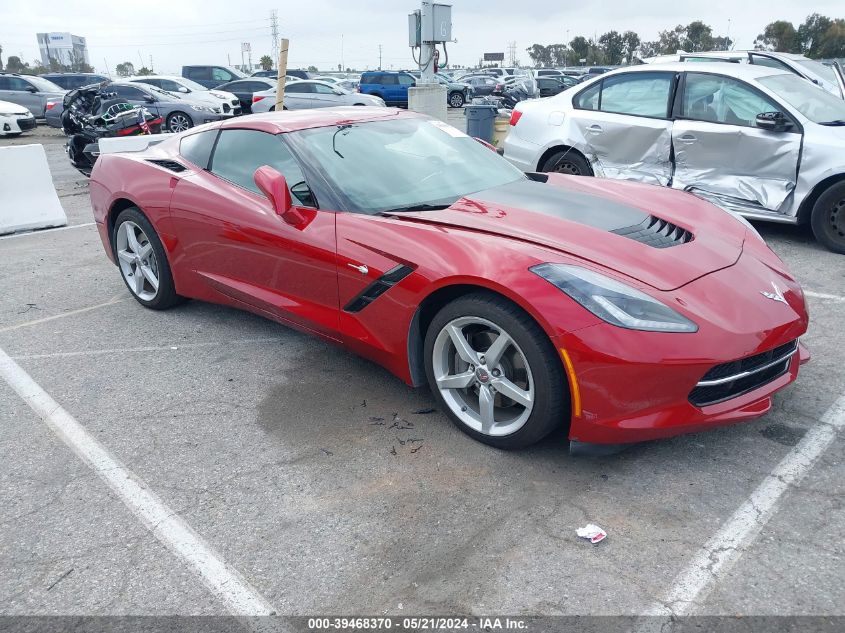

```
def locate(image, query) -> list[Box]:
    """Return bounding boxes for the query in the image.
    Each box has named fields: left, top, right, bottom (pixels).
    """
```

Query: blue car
left=357, top=71, right=416, bottom=107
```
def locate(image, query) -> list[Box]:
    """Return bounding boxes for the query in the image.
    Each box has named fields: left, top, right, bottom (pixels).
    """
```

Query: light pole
left=565, top=29, right=570, bottom=67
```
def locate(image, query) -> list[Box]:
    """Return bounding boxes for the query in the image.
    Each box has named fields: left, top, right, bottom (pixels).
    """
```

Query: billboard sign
left=483, top=52, right=505, bottom=61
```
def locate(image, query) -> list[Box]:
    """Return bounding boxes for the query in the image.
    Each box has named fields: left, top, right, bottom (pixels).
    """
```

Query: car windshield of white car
left=294, top=118, right=525, bottom=214
left=758, top=73, right=845, bottom=124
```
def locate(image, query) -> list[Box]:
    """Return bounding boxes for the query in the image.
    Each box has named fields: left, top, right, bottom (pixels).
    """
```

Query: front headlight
left=190, top=104, right=214, bottom=113
left=209, top=91, right=227, bottom=100
left=530, top=263, right=698, bottom=333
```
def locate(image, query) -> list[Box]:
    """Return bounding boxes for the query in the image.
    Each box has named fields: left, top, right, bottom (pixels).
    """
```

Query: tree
left=307, top=65, right=318, bottom=72
left=0, top=44, right=3, bottom=71
left=115, top=61, right=135, bottom=77
left=755, top=21, right=800, bottom=53
left=6, top=56, right=29, bottom=73
left=817, top=19, right=845, bottom=58
left=547, top=44, right=569, bottom=66
left=621, top=31, right=641, bottom=63
left=798, top=13, right=833, bottom=58
left=259, top=55, right=273, bottom=70
left=712, top=36, right=733, bottom=51
left=598, top=30, right=625, bottom=65
left=569, top=36, right=589, bottom=63
left=685, top=21, right=713, bottom=51
left=639, top=40, right=660, bottom=59
left=136, top=66, right=153, bottom=76
left=658, top=25, right=686, bottom=53
left=525, top=44, right=551, bottom=67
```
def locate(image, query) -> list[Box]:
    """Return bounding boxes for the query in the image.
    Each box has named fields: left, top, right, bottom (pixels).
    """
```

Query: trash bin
left=464, top=104, right=498, bottom=142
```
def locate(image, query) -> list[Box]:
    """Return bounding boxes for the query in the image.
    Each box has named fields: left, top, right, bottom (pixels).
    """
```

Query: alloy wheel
left=168, top=113, right=191, bottom=133
left=116, top=221, right=159, bottom=301
left=449, top=93, right=463, bottom=108
left=432, top=316, right=534, bottom=437
left=830, top=198, right=844, bottom=240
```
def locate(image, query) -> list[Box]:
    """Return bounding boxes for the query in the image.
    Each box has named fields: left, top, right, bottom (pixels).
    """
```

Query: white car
left=251, top=80, right=385, bottom=112
left=0, top=99, right=36, bottom=136
left=503, top=62, right=845, bottom=253
left=129, top=75, right=242, bottom=116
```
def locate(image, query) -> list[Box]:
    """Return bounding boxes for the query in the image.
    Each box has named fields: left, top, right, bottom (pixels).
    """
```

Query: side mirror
left=178, top=86, right=189, bottom=93
left=756, top=111, right=793, bottom=132
left=144, top=95, right=156, bottom=103
left=254, top=165, right=305, bottom=225
left=26, top=86, right=38, bottom=93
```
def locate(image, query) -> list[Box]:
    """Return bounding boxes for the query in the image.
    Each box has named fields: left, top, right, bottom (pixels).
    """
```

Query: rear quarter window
left=179, top=129, right=218, bottom=169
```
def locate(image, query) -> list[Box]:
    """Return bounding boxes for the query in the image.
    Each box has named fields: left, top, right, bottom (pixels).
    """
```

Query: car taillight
left=495, top=84, right=504, bottom=91
left=252, top=95, right=265, bottom=103
left=46, top=101, right=56, bottom=110
left=509, top=110, right=522, bottom=126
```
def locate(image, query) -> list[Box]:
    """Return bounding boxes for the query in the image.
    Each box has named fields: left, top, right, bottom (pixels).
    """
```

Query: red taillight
left=509, top=110, right=522, bottom=126
left=495, top=83, right=504, bottom=91
left=116, top=125, right=140, bottom=136
left=46, top=101, right=57, bottom=110
left=252, top=95, right=265, bottom=103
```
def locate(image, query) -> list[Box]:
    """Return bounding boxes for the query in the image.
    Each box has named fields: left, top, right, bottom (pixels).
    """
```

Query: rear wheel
left=424, top=293, right=567, bottom=449
left=810, top=181, right=845, bottom=255
left=448, top=91, right=465, bottom=108
left=113, top=207, right=182, bottom=310
left=540, top=149, right=593, bottom=176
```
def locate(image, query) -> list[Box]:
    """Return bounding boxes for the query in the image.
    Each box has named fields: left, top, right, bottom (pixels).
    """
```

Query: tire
left=540, top=149, right=593, bottom=176
left=113, top=207, right=182, bottom=310
left=448, top=91, right=465, bottom=108
left=810, top=180, right=845, bottom=255
left=166, top=111, right=193, bottom=133
left=424, top=292, right=568, bottom=449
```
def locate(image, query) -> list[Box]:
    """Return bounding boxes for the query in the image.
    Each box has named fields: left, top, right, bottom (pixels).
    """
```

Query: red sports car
left=89, top=108, right=810, bottom=451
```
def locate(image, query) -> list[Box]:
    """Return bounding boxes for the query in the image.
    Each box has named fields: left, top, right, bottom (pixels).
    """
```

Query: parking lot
left=1, top=119, right=844, bottom=626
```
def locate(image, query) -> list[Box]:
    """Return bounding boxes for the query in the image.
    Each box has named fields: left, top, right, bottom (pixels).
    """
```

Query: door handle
left=347, top=263, right=368, bottom=275
left=587, top=124, right=603, bottom=134
left=679, top=134, right=698, bottom=144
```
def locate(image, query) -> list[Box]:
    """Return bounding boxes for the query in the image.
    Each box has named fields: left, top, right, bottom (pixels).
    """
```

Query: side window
left=0, top=77, right=10, bottom=90
left=111, top=85, right=146, bottom=100
left=599, top=72, right=673, bottom=118
left=212, top=68, right=234, bottom=82
left=362, top=75, right=378, bottom=85
left=381, top=75, right=399, bottom=86
left=186, top=67, right=211, bottom=80
left=682, top=73, right=780, bottom=127
left=313, top=83, right=335, bottom=94
left=210, top=130, right=314, bottom=206
left=285, top=83, right=310, bottom=93
left=398, top=74, right=415, bottom=86
left=179, top=130, right=217, bottom=169
left=10, top=77, right=32, bottom=91
left=749, top=55, right=792, bottom=72
left=159, top=79, right=182, bottom=91
left=573, top=82, right=600, bottom=110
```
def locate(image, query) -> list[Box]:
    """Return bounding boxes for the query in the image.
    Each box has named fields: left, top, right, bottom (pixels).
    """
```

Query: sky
left=1, top=0, right=843, bottom=75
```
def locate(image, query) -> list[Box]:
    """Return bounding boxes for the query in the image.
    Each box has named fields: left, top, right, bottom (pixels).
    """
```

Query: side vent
left=344, top=265, right=415, bottom=313
left=612, top=215, right=693, bottom=248
left=146, top=159, right=187, bottom=173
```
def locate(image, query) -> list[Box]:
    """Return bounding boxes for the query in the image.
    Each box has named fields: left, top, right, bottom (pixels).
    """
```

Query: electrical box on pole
left=408, top=2, right=452, bottom=122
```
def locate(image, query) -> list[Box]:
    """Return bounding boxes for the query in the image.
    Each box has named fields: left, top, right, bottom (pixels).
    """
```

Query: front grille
left=222, top=103, right=230, bottom=113
left=146, top=159, right=187, bottom=173
left=689, top=340, right=798, bottom=407
left=612, top=215, right=693, bottom=248
left=17, top=117, right=36, bottom=131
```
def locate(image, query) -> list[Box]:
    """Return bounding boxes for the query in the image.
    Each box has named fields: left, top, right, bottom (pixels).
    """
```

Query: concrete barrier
left=0, top=144, right=67, bottom=236
left=98, top=133, right=173, bottom=155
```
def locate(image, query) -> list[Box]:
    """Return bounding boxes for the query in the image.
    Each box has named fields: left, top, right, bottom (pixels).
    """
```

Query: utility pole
left=149, top=55, right=153, bottom=72
left=378, top=44, right=382, bottom=70
left=508, top=41, right=516, bottom=67
left=137, top=50, right=144, bottom=71
left=341, top=34, right=344, bottom=72
left=275, top=38, right=289, bottom=111
left=270, top=10, right=279, bottom=66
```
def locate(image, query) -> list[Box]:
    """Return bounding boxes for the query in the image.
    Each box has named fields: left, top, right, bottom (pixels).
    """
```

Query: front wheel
left=113, top=207, right=182, bottom=310
left=424, top=293, right=568, bottom=449
left=448, top=92, right=465, bottom=108
left=166, top=111, right=193, bottom=133
left=810, top=181, right=845, bottom=255
left=540, top=149, right=593, bottom=176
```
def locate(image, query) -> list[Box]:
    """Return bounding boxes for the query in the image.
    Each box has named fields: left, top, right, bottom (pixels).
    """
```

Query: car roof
left=608, top=62, right=790, bottom=80
left=218, top=107, right=418, bottom=133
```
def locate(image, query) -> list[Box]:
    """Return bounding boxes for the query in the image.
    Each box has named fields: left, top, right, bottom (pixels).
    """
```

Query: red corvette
left=89, top=108, right=810, bottom=450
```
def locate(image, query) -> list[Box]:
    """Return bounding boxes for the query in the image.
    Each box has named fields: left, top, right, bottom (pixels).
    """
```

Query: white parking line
left=12, top=337, right=285, bottom=360
left=0, top=344, right=277, bottom=616
left=804, top=290, right=845, bottom=302
left=0, top=296, right=128, bottom=333
left=0, top=222, right=96, bottom=240
left=643, top=394, right=845, bottom=618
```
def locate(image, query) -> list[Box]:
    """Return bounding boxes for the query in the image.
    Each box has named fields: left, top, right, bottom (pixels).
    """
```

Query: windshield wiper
left=382, top=203, right=451, bottom=213
left=819, top=119, right=845, bottom=126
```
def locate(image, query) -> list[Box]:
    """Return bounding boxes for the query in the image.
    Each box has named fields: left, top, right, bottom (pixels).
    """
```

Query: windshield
left=293, top=117, right=525, bottom=214
left=791, top=58, right=843, bottom=98
left=758, top=73, right=845, bottom=123
left=177, top=77, right=208, bottom=92
left=28, top=76, right=64, bottom=92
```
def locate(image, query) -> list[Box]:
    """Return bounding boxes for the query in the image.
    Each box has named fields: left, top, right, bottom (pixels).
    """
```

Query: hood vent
left=146, top=159, right=186, bottom=173
left=612, top=215, right=692, bottom=248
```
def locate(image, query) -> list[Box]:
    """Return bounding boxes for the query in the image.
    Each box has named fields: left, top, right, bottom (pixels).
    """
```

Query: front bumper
left=0, top=114, right=36, bottom=134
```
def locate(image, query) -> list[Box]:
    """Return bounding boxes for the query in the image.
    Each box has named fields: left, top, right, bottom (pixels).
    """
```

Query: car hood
left=388, top=174, right=748, bottom=291
left=0, top=99, right=32, bottom=113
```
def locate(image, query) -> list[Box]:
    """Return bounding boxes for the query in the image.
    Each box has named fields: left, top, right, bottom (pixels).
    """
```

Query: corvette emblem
left=761, top=282, right=788, bottom=305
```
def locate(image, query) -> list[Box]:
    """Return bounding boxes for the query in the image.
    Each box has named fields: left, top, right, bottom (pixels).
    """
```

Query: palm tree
left=259, top=55, right=273, bottom=71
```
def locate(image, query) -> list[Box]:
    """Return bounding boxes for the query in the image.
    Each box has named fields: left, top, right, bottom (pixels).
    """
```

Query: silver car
left=0, top=73, right=65, bottom=118
left=251, top=80, right=385, bottom=113
left=129, top=75, right=242, bottom=116
left=504, top=62, right=845, bottom=253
